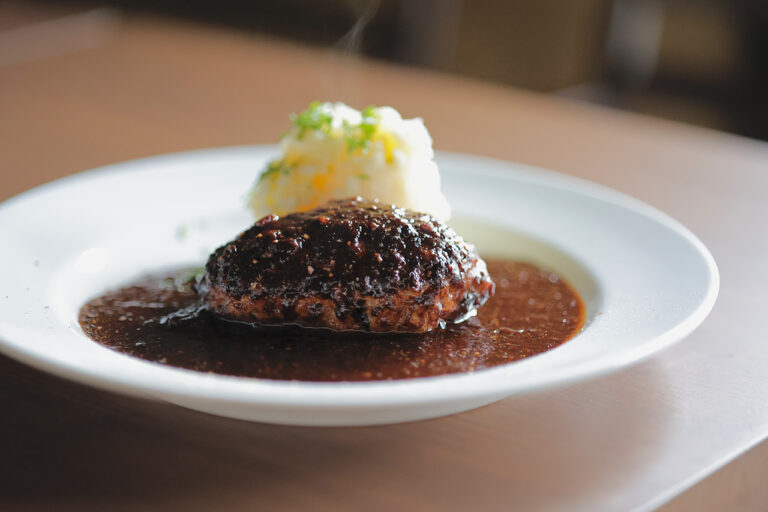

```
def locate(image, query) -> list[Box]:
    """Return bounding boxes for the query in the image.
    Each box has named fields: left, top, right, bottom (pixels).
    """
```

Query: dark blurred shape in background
left=5, top=0, right=768, bottom=140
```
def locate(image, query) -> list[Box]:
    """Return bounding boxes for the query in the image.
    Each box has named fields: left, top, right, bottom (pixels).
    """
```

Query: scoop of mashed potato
left=248, top=102, right=450, bottom=221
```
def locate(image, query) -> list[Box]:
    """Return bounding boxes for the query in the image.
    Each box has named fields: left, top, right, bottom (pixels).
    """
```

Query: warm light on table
left=1, top=13, right=767, bottom=512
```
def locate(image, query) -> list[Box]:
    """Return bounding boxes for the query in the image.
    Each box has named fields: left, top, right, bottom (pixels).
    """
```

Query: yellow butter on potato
left=248, top=102, right=451, bottom=221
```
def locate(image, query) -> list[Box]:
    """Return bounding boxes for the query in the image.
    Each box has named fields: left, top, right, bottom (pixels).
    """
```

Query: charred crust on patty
left=201, top=197, right=494, bottom=333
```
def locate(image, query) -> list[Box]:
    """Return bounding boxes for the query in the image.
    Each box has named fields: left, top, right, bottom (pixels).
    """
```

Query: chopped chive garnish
left=291, top=101, right=333, bottom=140
left=344, top=105, right=380, bottom=153
left=289, top=102, right=382, bottom=154
left=258, top=160, right=293, bottom=183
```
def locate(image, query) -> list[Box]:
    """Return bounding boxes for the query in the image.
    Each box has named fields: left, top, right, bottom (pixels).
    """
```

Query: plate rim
left=0, top=145, right=720, bottom=408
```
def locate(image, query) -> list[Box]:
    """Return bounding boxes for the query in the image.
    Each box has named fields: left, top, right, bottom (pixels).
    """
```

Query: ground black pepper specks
left=201, top=198, right=494, bottom=332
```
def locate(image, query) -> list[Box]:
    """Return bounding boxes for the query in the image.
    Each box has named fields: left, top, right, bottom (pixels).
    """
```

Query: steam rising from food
left=336, top=0, right=380, bottom=54
left=247, top=102, right=451, bottom=221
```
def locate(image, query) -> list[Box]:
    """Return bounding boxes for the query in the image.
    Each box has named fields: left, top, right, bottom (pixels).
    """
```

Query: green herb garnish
left=344, top=105, right=380, bottom=153
left=258, top=160, right=293, bottom=183
left=291, top=101, right=333, bottom=139
left=289, top=102, right=382, bottom=153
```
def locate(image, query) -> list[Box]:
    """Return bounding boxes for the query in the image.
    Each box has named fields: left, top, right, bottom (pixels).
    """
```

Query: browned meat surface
left=201, top=197, right=494, bottom=333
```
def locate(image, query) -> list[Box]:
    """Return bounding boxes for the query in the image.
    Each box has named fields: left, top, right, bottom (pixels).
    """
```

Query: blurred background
left=3, top=0, right=767, bottom=141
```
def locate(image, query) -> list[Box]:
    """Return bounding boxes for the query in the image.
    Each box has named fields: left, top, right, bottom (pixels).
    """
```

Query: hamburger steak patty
left=202, top=197, right=495, bottom=333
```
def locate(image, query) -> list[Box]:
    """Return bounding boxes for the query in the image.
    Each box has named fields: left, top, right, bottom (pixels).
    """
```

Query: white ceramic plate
left=0, top=146, right=718, bottom=426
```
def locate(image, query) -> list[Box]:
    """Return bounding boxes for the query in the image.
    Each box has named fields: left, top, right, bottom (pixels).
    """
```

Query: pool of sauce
left=79, top=260, right=585, bottom=381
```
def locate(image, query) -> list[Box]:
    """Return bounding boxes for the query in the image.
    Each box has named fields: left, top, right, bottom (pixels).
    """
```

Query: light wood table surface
left=2, top=12, right=768, bottom=512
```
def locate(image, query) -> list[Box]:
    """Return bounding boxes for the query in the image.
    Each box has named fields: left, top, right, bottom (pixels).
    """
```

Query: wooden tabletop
left=2, top=12, right=768, bottom=512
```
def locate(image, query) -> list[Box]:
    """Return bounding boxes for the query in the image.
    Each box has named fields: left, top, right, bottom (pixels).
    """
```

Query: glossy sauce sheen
left=203, top=198, right=494, bottom=333
left=79, top=260, right=585, bottom=381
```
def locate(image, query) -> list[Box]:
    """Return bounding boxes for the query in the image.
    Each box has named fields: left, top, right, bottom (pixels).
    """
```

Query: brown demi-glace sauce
left=79, top=260, right=584, bottom=382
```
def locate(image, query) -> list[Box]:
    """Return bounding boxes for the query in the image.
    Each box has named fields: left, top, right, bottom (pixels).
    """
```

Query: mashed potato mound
left=248, top=102, right=450, bottom=221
